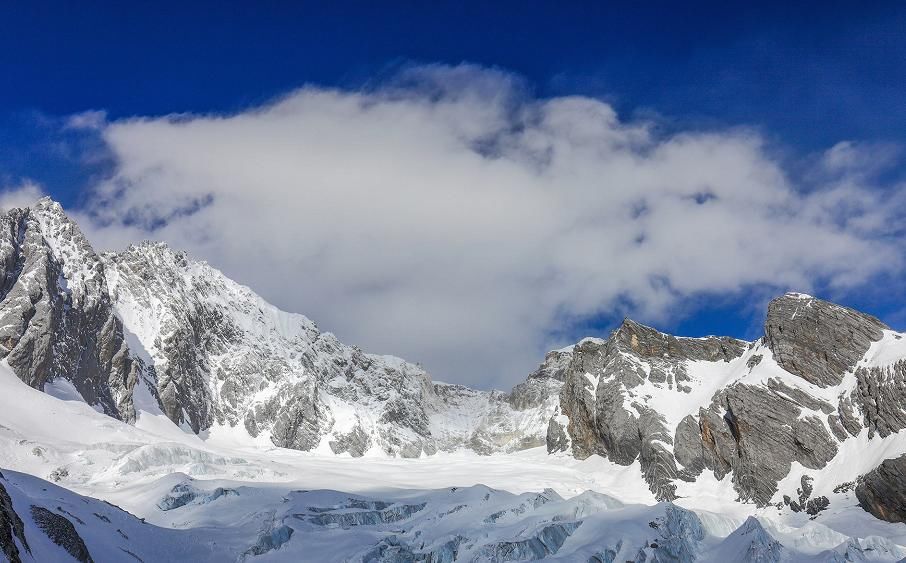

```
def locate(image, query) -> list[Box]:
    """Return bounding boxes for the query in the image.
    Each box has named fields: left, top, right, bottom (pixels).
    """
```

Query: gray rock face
left=106, top=241, right=450, bottom=455
left=30, top=505, right=94, bottom=563
left=527, top=347, right=574, bottom=382
left=0, top=474, right=28, bottom=563
left=855, top=455, right=906, bottom=523
left=851, top=360, right=906, bottom=438
left=765, top=293, right=887, bottom=387
left=8, top=199, right=906, bottom=525
left=675, top=381, right=838, bottom=505
left=553, top=292, right=898, bottom=506
left=555, top=320, right=746, bottom=499
left=0, top=199, right=145, bottom=421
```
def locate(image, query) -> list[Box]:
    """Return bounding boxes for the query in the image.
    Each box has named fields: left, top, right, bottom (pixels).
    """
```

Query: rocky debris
left=781, top=475, right=829, bottom=517
left=805, top=496, right=829, bottom=516
left=851, top=360, right=906, bottom=438
left=856, top=455, right=906, bottom=523
left=833, top=481, right=856, bottom=494
left=764, top=293, right=887, bottom=387
left=328, top=424, right=371, bottom=457
left=0, top=475, right=29, bottom=563
left=0, top=199, right=144, bottom=422
left=48, top=466, right=69, bottom=482
left=798, top=475, right=813, bottom=507
left=30, top=505, right=94, bottom=563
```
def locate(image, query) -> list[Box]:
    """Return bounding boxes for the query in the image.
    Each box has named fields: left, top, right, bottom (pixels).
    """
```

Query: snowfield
left=2, top=362, right=906, bottom=562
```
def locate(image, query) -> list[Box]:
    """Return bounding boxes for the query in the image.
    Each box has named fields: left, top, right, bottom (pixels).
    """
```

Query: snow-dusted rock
left=855, top=454, right=906, bottom=523
left=0, top=199, right=145, bottom=422
left=551, top=293, right=906, bottom=507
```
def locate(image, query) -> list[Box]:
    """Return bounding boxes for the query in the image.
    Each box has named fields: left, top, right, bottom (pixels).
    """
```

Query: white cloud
left=65, top=110, right=108, bottom=130
left=0, top=181, right=46, bottom=211
left=74, top=64, right=905, bottom=388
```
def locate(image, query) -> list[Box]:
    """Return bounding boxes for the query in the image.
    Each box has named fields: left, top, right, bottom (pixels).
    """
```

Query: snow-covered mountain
left=1, top=198, right=906, bottom=562
left=547, top=291, right=906, bottom=516
left=0, top=198, right=557, bottom=459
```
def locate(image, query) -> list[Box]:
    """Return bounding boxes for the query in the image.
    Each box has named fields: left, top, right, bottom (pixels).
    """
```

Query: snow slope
left=1, top=362, right=905, bottom=562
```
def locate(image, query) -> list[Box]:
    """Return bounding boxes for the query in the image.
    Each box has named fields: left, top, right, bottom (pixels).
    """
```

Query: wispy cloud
left=53, top=64, right=906, bottom=388
left=0, top=181, right=45, bottom=211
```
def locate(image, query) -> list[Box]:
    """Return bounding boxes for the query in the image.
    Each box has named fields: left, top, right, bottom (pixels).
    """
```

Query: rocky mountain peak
left=611, top=316, right=746, bottom=363
left=764, top=291, right=888, bottom=387
left=0, top=199, right=142, bottom=421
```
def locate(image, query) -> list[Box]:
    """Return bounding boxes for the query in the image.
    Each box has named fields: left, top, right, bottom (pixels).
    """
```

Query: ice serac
left=765, top=292, right=887, bottom=387
left=0, top=199, right=144, bottom=421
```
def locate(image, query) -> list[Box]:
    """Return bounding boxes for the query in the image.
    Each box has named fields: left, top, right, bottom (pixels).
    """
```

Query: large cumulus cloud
left=61, top=65, right=904, bottom=388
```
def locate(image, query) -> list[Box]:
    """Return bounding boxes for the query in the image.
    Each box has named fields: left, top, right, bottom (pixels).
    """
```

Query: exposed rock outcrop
left=0, top=473, right=28, bottom=563
left=30, top=505, right=94, bottom=563
left=675, top=382, right=838, bottom=504
left=855, top=455, right=906, bottom=523
left=765, top=292, right=887, bottom=387
left=554, top=292, right=892, bottom=506
left=0, top=199, right=144, bottom=421
left=555, top=320, right=746, bottom=499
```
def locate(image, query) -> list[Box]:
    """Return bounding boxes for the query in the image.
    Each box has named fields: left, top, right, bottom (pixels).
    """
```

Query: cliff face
left=550, top=293, right=906, bottom=506
left=0, top=199, right=145, bottom=422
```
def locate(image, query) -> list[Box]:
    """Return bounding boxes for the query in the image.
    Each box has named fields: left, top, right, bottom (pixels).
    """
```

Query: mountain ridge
left=0, top=197, right=905, bottom=529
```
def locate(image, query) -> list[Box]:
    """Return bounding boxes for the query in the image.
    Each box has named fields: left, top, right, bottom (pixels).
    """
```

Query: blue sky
left=1, top=2, right=904, bottom=386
